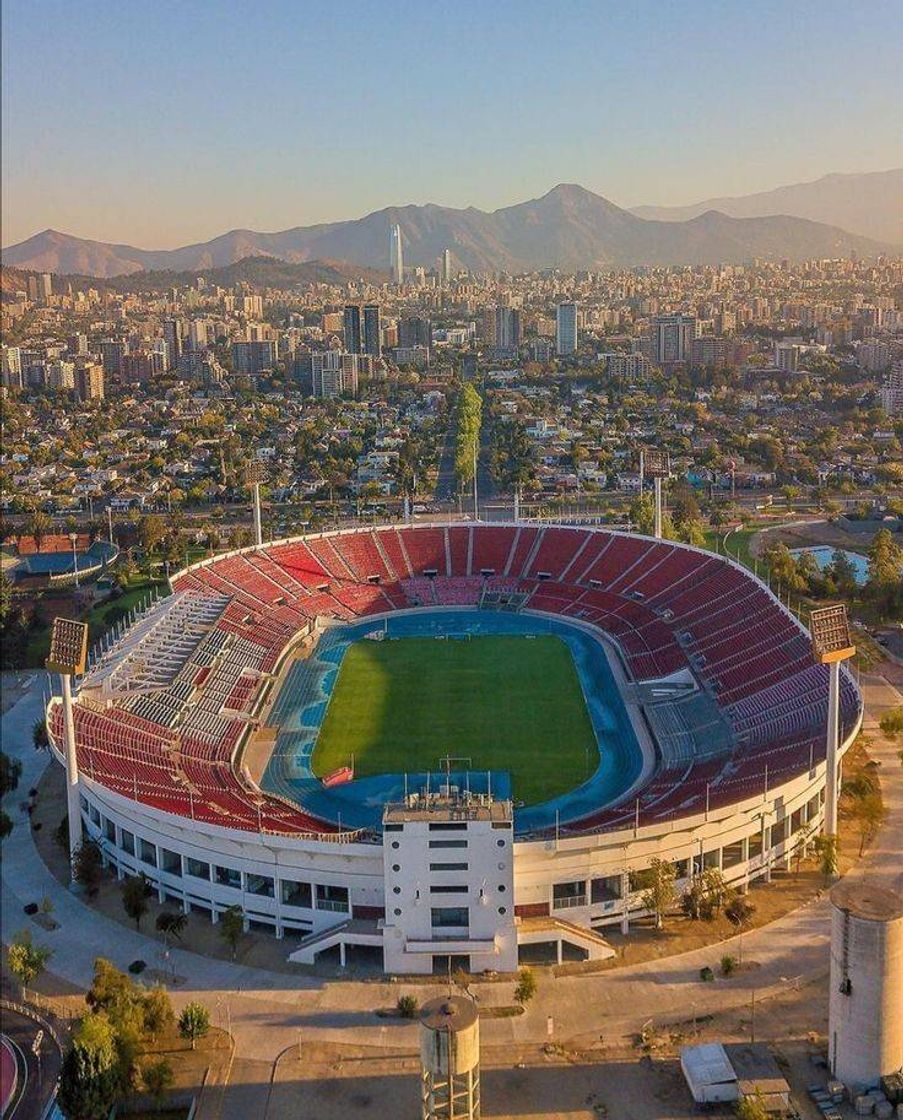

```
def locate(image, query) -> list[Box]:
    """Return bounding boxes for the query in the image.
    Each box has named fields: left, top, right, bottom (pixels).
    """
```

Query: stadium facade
left=47, top=523, right=861, bottom=973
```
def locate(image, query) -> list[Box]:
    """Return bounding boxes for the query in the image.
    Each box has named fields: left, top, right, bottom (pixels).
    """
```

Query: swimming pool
left=261, top=609, right=646, bottom=836
left=789, top=545, right=869, bottom=586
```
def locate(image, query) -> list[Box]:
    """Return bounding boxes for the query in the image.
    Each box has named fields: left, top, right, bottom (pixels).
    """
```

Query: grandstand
left=46, top=522, right=862, bottom=960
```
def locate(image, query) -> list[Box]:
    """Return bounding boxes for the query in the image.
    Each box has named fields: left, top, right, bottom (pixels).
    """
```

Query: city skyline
left=3, top=0, right=902, bottom=246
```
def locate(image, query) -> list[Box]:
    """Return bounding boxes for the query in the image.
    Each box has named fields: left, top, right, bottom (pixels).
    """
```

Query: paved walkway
left=2, top=672, right=901, bottom=1064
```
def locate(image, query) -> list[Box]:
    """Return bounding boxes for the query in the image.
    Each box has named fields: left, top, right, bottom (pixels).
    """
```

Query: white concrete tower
left=420, top=994, right=481, bottom=1120
left=829, top=882, right=903, bottom=1090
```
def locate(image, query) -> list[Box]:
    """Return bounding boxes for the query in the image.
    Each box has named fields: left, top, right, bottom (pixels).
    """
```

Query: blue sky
left=3, top=0, right=902, bottom=246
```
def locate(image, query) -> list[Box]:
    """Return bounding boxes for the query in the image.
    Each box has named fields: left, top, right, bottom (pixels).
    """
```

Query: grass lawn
left=312, top=635, right=596, bottom=805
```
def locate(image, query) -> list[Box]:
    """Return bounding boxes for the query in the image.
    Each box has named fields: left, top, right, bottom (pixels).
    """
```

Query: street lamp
left=642, top=448, right=670, bottom=539
left=46, top=617, right=90, bottom=879
left=810, top=605, right=855, bottom=839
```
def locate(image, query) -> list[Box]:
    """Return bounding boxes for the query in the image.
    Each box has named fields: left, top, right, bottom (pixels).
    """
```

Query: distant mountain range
left=3, top=180, right=896, bottom=279
left=630, top=169, right=903, bottom=245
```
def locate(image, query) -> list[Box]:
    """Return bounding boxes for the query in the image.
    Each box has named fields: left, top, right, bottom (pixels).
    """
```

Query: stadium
left=47, top=522, right=862, bottom=973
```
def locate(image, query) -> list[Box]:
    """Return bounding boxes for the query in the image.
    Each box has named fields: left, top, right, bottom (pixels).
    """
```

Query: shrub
left=514, top=967, right=537, bottom=1005
left=396, top=994, right=419, bottom=1019
left=128, top=960, right=146, bottom=975
left=720, top=955, right=737, bottom=977
left=700, top=966, right=715, bottom=982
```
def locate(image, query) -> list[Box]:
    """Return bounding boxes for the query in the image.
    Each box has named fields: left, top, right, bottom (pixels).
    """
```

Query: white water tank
left=419, top=995, right=480, bottom=1119
left=829, top=881, right=903, bottom=1090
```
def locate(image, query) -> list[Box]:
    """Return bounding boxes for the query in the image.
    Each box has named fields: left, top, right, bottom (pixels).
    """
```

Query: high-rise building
left=76, top=362, right=105, bottom=401
left=363, top=305, right=382, bottom=358
left=880, top=360, right=903, bottom=415
left=46, top=361, right=75, bottom=391
left=27, top=273, right=52, bottom=305
left=440, top=248, right=453, bottom=286
left=398, top=316, right=432, bottom=350
left=163, top=319, right=182, bottom=370
left=774, top=342, right=801, bottom=372
left=343, top=304, right=363, bottom=354
left=1, top=346, right=23, bottom=390
left=494, top=307, right=521, bottom=354
left=650, top=314, right=697, bottom=365
left=100, top=340, right=127, bottom=377
left=556, top=302, right=578, bottom=356
left=231, top=339, right=278, bottom=376
left=188, top=319, right=209, bottom=351
left=310, top=350, right=363, bottom=398
left=389, top=223, right=404, bottom=284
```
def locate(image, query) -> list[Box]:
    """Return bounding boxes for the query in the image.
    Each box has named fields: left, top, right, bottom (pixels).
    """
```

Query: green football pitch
left=311, top=635, right=597, bottom=805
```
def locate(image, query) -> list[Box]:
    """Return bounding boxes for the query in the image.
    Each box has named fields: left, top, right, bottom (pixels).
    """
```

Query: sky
left=3, top=0, right=902, bottom=248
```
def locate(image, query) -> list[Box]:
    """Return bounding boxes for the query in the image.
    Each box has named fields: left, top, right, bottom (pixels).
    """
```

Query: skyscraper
left=440, top=249, right=453, bottom=285
left=363, top=304, right=382, bottom=358
left=556, top=302, right=578, bottom=356
left=650, top=314, right=697, bottom=365
left=163, top=319, right=182, bottom=371
left=494, top=307, right=521, bottom=354
left=389, top=224, right=404, bottom=284
left=343, top=304, right=363, bottom=354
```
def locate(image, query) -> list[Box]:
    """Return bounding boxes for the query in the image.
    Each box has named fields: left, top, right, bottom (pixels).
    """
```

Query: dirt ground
left=260, top=975, right=834, bottom=1120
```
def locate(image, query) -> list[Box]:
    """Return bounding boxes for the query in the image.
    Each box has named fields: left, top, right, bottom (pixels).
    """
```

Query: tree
left=866, top=529, right=903, bottom=618
left=640, top=858, right=677, bottom=929
left=219, top=904, right=244, bottom=959
left=137, top=513, right=167, bottom=555
left=121, top=874, right=152, bottom=929
left=27, top=509, right=52, bottom=552
left=725, top=895, right=755, bottom=927
left=32, top=718, right=49, bottom=750
left=455, top=383, right=483, bottom=492
left=141, top=1058, right=174, bottom=1109
left=682, top=868, right=731, bottom=921
left=7, top=929, right=52, bottom=989
left=58, top=1013, right=123, bottom=1120
left=73, top=839, right=104, bottom=896
left=142, top=986, right=174, bottom=1040
left=178, top=1002, right=210, bottom=1050
left=513, top=967, right=537, bottom=1005
left=0, top=750, right=22, bottom=796
left=852, top=791, right=886, bottom=856
left=156, top=910, right=187, bottom=945
left=829, top=549, right=858, bottom=597
left=814, top=834, right=839, bottom=885
left=87, top=958, right=138, bottom=1019
left=0, top=810, right=11, bottom=840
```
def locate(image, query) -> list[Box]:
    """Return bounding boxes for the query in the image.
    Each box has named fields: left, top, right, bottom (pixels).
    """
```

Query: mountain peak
left=2, top=177, right=890, bottom=277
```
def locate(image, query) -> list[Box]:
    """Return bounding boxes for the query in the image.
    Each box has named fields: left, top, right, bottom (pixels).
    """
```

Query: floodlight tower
left=246, top=460, right=268, bottom=547
left=810, top=605, right=856, bottom=838
left=643, top=449, right=670, bottom=540
left=46, top=617, right=89, bottom=876
left=69, top=531, right=80, bottom=588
